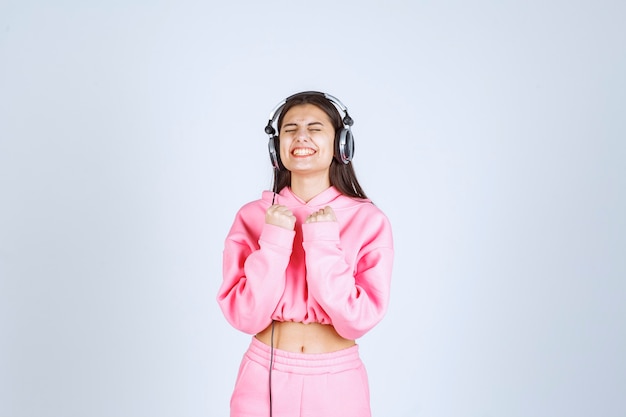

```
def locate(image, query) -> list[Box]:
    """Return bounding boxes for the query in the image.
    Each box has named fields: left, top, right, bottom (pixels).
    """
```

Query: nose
left=294, top=126, right=310, bottom=141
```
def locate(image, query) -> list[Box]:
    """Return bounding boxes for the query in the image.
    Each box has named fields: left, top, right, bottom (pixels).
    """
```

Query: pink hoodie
left=217, top=186, right=394, bottom=340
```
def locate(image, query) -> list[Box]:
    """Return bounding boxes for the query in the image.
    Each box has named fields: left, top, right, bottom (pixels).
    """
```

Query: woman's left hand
left=305, top=206, right=337, bottom=223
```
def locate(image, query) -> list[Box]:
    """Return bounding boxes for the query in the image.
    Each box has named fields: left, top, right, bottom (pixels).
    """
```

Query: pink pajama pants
left=230, top=337, right=371, bottom=417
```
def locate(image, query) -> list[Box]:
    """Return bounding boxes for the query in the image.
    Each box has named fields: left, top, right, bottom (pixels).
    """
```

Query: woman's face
left=279, top=103, right=336, bottom=179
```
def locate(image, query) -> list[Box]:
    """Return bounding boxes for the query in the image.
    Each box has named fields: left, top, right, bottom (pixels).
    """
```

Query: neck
left=290, top=174, right=331, bottom=203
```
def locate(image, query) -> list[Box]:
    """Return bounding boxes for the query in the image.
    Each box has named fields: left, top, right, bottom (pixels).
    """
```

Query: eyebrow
left=282, top=121, right=325, bottom=128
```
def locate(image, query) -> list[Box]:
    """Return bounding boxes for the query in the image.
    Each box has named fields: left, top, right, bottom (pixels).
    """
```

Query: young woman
left=217, top=91, right=394, bottom=417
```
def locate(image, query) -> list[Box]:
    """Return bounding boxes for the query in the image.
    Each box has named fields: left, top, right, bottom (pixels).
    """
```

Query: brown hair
left=273, top=92, right=368, bottom=199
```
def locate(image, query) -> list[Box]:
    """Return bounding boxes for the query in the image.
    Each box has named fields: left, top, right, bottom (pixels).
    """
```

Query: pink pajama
left=230, top=337, right=371, bottom=417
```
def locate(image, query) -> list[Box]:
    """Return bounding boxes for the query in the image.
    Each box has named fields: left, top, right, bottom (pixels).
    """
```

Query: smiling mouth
left=292, top=148, right=316, bottom=156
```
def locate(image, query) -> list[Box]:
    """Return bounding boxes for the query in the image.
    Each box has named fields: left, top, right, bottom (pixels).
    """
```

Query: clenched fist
left=265, top=205, right=296, bottom=230
left=306, top=206, right=337, bottom=223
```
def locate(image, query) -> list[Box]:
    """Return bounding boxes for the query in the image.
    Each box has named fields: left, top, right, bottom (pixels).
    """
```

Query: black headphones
left=264, top=91, right=355, bottom=170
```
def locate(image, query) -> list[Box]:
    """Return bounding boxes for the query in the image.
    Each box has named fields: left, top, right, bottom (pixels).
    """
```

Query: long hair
left=272, top=92, right=368, bottom=199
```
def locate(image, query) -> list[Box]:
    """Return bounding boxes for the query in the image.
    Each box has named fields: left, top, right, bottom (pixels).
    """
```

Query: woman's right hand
left=265, top=205, right=296, bottom=230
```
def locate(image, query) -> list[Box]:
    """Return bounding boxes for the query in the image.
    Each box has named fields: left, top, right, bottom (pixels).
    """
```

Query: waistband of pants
left=245, top=336, right=363, bottom=375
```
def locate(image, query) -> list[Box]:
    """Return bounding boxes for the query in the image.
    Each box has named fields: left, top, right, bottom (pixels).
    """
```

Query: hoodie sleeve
left=302, top=213, right=394, bottom=340
left=217, top=211, right=295, bottom=335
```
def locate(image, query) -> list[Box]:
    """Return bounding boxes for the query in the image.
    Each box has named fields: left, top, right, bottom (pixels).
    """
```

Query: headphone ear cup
left=268, top=136, right=282, bottom=170
left=336, top=128, right=354, bottom=164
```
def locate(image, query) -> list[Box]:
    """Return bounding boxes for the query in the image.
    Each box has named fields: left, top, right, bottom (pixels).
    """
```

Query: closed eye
left=281, top=122, right=326, bottom=133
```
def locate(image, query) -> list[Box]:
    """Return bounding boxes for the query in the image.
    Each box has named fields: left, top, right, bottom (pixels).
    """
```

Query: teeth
left=293, top=148, right=315, bottom=156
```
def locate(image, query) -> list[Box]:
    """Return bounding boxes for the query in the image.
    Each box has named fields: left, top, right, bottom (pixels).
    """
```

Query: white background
left=1, top=1, right=624, bottom=416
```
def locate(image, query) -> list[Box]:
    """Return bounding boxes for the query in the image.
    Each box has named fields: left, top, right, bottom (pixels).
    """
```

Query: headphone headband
left=264, top=91, right=353, bottom=136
